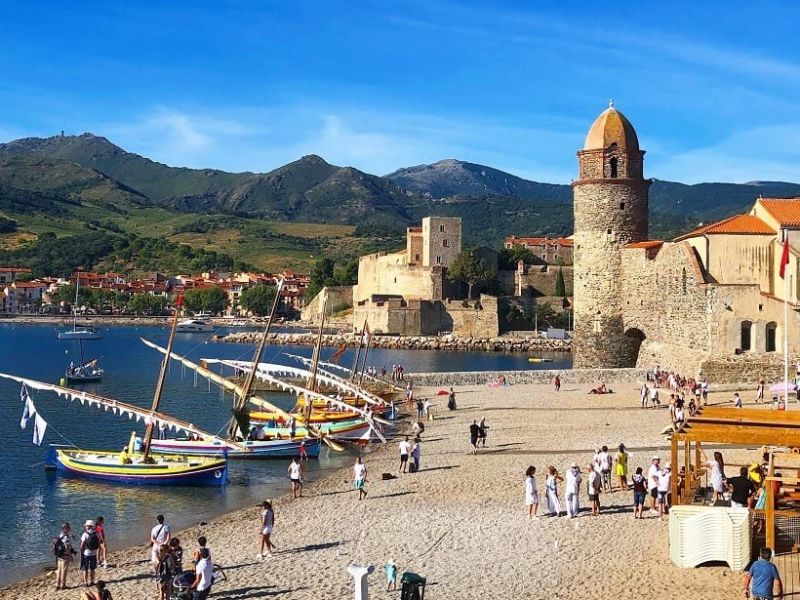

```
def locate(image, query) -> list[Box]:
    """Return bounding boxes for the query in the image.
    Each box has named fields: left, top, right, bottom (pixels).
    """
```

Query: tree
left=448, top=249, right=492, bottom=300
left=183, top=287, right=228, bottom=315
left=239, top=284, right=277, bottom=316
left=555, top=268, right=566, bottom=297
left=498, top=245, right=536, bottom=270
left=305, top=258, right=336, bottom=300
left=128, top=294, right=167, bottom=315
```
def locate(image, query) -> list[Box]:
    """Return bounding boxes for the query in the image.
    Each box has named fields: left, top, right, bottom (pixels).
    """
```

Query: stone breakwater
left=215, top=331, right=571, bottom=353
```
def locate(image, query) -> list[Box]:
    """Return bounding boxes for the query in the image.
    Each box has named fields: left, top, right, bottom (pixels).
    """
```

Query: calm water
left=0, top=323, right=569, bottom=586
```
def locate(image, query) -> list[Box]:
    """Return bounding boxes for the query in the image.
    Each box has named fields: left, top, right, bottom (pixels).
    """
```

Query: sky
left=1, top=1, right=799, bottom=184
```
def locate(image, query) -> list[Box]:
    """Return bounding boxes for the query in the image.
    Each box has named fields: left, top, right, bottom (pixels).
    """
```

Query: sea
left=0, top=323, right=570, bottom=587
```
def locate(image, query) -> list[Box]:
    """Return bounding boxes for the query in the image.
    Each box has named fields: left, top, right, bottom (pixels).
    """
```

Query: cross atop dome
left=608, top=99, right=615, bottom=108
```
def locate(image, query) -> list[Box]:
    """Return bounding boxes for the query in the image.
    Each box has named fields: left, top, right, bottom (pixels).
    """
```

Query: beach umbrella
left=770, top=382, right=797, bottom=392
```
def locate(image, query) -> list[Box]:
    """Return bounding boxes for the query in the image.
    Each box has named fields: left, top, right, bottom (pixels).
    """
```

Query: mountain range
left=1, top=132, right=800, bottom=273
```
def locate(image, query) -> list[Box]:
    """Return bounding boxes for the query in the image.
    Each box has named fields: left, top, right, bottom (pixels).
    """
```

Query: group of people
left=150, top=515, right=216, bottom=600
left=53, top=517, right=108, bottom=591
left=398, top=436, right=422, bottom=473
left=469, top=418, right=488, bottom=453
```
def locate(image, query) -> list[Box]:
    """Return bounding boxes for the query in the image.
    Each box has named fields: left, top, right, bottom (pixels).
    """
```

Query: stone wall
left=409, top=367, right=645, bottom=387
left=423, top=216, right=461, bottom=268
left=519, top=265, right=574, bottom=297
left=444, top=295, right=500, bottom=338
left=700, top=354, right=798, bottom=385
left=300, top=285, right=353, bottom=322
left=354, top=251, right=444, bottom=303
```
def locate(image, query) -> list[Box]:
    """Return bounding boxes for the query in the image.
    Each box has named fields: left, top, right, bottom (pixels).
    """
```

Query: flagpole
left=783, top=229, right=790, bottom=410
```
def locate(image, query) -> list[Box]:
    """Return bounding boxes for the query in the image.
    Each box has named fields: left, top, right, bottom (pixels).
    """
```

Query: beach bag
left=86, top=531, right=100, bottom=551
left=52, top=536, right=66, bottom=558
left=156, top=555, right=172, bottom=584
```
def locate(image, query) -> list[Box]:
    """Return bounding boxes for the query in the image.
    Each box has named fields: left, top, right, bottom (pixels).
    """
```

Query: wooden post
left=671, top=435, right=679, bottom=506
left=696, top=441, right=702, bottom=493
left=766, top=476, right=776, bottom=550
left=684, top=439, right=691, bottom=503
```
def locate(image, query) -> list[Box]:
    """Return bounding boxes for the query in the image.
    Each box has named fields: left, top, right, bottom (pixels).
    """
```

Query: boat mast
left=358, top=327, right=372, bottom=387
left=350, top=319, right=368, bottom=381
left=227, top=279, right=284, bottom=439
left=142, top=293, right=183, bottom=459
left=73, top=275, right=80, bottom=332
left=307, top=297, right=327, bottom=394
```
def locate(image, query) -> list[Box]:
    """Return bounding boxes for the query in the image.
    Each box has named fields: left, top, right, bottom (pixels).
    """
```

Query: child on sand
left=384, top=559, right=397, bottom=591
left=259, top=501, right=275, bottom=558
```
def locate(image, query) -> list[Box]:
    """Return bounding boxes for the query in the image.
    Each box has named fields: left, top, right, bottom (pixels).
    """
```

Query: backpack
left=52, top=536, right=66, bottom=558
left=156, top=555, right=172, bottom=584
left=86, top=531, right=100, bottom=551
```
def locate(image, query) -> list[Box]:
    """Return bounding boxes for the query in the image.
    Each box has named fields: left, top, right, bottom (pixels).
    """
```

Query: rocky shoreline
left=215, top=331, right=572, bottom=353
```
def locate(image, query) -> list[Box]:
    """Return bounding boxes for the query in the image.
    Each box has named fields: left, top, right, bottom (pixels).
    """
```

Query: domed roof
left=583, top=104, right=640, bottom=151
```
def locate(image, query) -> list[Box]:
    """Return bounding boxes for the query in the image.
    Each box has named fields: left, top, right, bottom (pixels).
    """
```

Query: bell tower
left=572, top=102, right=650, bottom=368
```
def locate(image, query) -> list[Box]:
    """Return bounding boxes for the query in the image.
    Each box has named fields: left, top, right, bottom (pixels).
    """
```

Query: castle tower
left=572, top=103, right=650, bottom=368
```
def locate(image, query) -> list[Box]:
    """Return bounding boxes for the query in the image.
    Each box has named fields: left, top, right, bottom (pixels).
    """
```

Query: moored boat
left=176, top=319, right=214, bottom=333
left=46, top=445, right=228, bottom=485
left=148, top=436, right=322, bottom=459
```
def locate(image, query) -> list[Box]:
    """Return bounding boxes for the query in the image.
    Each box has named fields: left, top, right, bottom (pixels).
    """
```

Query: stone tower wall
left=573, top=179, right=650, bottom=368
left=422, top=217, right=462, bottom=268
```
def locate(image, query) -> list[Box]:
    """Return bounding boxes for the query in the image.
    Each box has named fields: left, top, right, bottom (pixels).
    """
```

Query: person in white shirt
left=150, top=515, right=171, bottom=572
left=353, top=457, right=368, bottom=500
left=597, top=446, right=612, bottom=492
left=647, top=457, right=661, bottom=513
left=657, top=464, right=672, bottom=521
left=649, top=386, right=660, bottom=407
left=288, top=457, right=303, bottom=498
left=565, top=463, right=582, bottom=518
left=191, top=547, right=214, bottom=599
left=586, top=464, right=601, bottom=516
left=398, top=437, right=411, bottom=473
left=525, top=466, right=539, bottom=519
left=733, top=393, right=742, bottom=408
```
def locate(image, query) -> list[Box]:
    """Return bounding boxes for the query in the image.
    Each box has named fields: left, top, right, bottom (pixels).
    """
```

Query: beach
left=2, top=381, right=744, bottom=600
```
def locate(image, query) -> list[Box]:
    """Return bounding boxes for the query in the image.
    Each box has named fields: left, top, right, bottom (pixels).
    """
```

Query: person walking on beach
left=95, top=516, right=107, bottom=569
left=384, top=559, right=398, bottom=591
left=80, top=520, right=100, bottom=588
left=478, top=417, right=488, bottom=448
left=469, top=420, right=480, bottom=454
left=545, top=466, right=563, bottom=517
left=190, top=547, right=214, bottom=600
left=615, top=443, right=630, bottom=491
left=554, top=375, right=561, bottom=392
left=54, top=521, right=75, bottom=590
left=416, top=398, right=424, bottom=419
left=259, top=500, right=275, bottom=558
left=734, top=392, right=743, bottom=408
left=353, top=456, right=368, bottom=500
left=411, top=438, right=421, bottom=472
left=632, top=467, right=647, bottom=519
left=525, top=466, right=539, bottom=519
left=447, top=387, right=457, bottom=411
left=288, top=457, right=303, bottom=498
left=756, top=378, right=765, bottom=403
left=150, top=515, right=171, bottom=573
left=424, top=398, right=431, bottom=420
left=704, top=451, right=727, bottom=504
left=587, top=464, right=601, bottom=516
left=744, top=547, right=783, bottom=600
left=398, top=436, right=411, bottom=473
left=565, top=462, right=582, bottom=518
left=648, top=457, right=661, bottom=513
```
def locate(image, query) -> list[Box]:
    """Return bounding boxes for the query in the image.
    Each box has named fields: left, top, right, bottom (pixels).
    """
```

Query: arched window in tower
left=609, top=157, right=619, bottom=178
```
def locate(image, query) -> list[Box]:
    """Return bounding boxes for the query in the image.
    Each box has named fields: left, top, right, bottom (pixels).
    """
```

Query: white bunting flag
left=32, top=414, right=47, bottom=446
left=20, top=397, right=36, bottom=430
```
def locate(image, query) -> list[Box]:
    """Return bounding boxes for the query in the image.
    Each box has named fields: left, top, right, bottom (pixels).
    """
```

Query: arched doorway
left=766, top=322, right=777, bottom=352
left=623, top=328, right=646, bottom=367
left=741, top=321, right=752, bottom=352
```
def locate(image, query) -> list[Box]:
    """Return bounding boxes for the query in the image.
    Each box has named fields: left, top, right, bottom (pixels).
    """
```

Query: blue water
left=0, top=323, right=569, bottom=586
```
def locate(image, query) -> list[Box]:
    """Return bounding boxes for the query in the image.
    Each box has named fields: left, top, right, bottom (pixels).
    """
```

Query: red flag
left=176, top=293, right=184, bottom=307
left=780, top=241, right=790, bottom=279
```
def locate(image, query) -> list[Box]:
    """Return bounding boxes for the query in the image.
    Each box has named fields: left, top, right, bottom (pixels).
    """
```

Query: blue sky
left=1, top=1, right=799, bottom=184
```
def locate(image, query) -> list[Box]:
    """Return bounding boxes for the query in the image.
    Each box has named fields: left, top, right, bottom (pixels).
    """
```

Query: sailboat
left=58, top=276, right=102, bottom=340
left=2, top=293, right=231, bottom=486
left=64, top=337, right=104, bottom=383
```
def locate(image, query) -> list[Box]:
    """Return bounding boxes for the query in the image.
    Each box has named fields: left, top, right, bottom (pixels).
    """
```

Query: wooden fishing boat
left=148, top=436, right=322, bottom=459
left=46, top=445, right=227, bottom=485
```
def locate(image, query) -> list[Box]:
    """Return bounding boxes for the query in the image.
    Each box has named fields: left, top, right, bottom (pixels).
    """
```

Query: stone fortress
left=573, top=103, right=800, bottom=380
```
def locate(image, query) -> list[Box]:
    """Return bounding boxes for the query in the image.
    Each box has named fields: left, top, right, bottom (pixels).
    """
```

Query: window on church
left=606, top=229, right=612, bottom=235
left=436, top=255, right=442, bottom=264
left=619, top=202, right=625, bottom=210
left=442, top=239, right=449, bottom=248
left=610, top=157, right=618, bottom=178
left=439, top=224, right=446, bottom=233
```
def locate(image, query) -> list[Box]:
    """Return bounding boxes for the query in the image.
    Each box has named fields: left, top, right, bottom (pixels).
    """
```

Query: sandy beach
left=2, top=381, right=746, bottom=600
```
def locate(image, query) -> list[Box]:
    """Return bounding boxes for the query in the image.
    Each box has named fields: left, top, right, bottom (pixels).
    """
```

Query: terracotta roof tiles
left=757, top=198, right=800, bottom=227
left=624, top=240, right=664, bottom=249
left=675, top=214, right=775, bottom=241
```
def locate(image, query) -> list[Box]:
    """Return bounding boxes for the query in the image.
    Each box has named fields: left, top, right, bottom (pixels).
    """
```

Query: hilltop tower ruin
left=572, top=103, right=650, bottom=368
